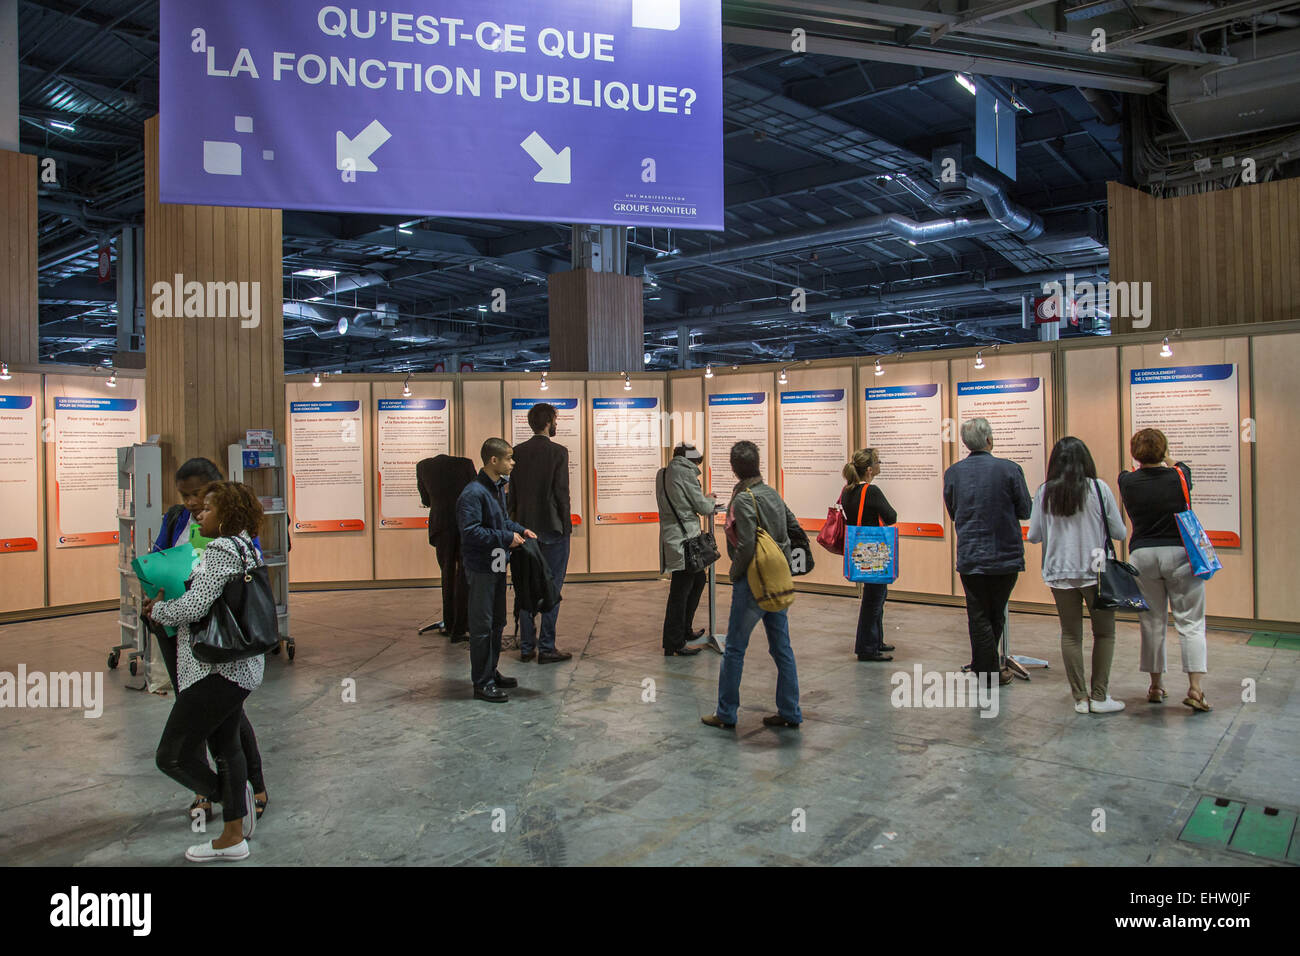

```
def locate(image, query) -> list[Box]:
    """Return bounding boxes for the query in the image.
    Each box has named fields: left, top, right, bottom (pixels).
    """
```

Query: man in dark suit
left=507, top=403, right=574, bottom=664
left=417, top=454, right=477, bottom=642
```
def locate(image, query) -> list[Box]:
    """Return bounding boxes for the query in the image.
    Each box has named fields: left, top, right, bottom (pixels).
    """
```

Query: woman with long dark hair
left=1028, top=437, right=1127, bottom=714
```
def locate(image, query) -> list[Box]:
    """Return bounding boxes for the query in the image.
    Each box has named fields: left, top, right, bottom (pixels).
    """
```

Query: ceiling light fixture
left=955, top=73, right=978, bottom=96
left=49, top=119, right=76, bottom=132
left=293, top=268, right=338, bottom=279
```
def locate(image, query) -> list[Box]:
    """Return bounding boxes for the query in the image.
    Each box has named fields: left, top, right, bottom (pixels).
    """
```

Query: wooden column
left=0, top=148, right=37, bottom=366
left=548, top=268, right=644, bottom=373
left=144, top=116, right=285, bottom=497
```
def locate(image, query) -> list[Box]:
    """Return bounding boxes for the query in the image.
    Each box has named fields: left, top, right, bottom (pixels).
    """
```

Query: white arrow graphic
left=521, top=131, right=572, bottom=184
left=337, top=120, right=391, bottom=173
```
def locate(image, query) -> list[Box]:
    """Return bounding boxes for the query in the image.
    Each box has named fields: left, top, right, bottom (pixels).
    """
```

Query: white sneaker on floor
left=185, top=839, right=249, bottom=862
left=242, top=780, right=256, bottom=839
left=1089, top=696, right=1126, bottom=714
left=1073, top=699, right=1090, bottom=714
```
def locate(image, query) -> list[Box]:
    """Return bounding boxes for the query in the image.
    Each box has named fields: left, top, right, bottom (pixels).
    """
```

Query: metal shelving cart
left=112, top=443, right=162, bottom=680
left=229, top=439, right=293, bottom=660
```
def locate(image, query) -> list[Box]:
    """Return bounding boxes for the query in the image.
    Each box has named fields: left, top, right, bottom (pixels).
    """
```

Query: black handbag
left=659, top=469, right=720, bottom=574
left=189, top=537, right=281, bottom=663
left=1092, top=479, right=1150, bottom=611
left=788, top=522, right=816, bottom=577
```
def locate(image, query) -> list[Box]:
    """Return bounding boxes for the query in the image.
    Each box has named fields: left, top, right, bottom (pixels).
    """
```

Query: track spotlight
left=623, top=372, right=632, bottom=391
left=1160, top=337, right=1173, bottom=358
left=974, top=351, right=985, bottom=370
left=106, top=368, right=118, bottom=388
left=402, top=373, right=412, bottom=398
left=540, top=371, right=549, bottom=392
left=312, top=373, right=322, bottom=388
left=874, top=359, right=885, bottom=377
left=0, top=362, right=10, bottom=381
left=704, top=364, right=713, bottom=379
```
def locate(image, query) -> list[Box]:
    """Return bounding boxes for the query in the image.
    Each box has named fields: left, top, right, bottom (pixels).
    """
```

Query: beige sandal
left=1182, top=689, right=1212, bottom=712
left=1147, top=686, right=1167, bottom=703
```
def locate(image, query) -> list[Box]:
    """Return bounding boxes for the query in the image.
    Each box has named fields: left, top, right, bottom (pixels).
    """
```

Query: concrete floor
left=0, top=581, right=1296, bottom=866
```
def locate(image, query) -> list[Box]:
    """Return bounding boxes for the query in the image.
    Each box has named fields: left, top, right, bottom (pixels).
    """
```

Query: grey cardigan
left=1027, top=480, right=1127, bottom=588
left=656, top=456, right=715, bottom=574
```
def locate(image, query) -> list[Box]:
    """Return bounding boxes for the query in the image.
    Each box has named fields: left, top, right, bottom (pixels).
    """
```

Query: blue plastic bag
left=844, top=525, right=899, bottom=584
left=1173, top=468, right=1221, bottom=581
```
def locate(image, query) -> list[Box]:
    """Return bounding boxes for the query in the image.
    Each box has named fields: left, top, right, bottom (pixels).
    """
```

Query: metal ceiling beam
left=722, top=25, right=1163, bottom=94
left=1109, top=0, right=1300, bottom=45
left=931, top=0, right=1060, bottom=40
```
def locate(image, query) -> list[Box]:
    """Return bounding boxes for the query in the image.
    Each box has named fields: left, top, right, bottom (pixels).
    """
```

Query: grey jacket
left=656, top=456, right=715, bottom=574
left=1027, top=480, right=1127, bottom=587
left=725, top=477, right=801, bottom=584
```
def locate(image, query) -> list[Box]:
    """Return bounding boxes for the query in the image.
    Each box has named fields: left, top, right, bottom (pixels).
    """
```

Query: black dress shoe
left=665, top=645, right=702, bottom=657
left=858, top=652, right=893, bottom=661
left=762, top=714, right=801, bottom=729
left=878, top=643, right=895, bottom=652
left=519, top=651, right=536, bottom=662
left=474, top=683, right=508, bottom=702
left=537, top=650, right=572, bottom=664
left=493, top=674, right=518, bottom=689
left=691, top=627, right=706, bottom=640
left=449, top=632, right=470, bottom=644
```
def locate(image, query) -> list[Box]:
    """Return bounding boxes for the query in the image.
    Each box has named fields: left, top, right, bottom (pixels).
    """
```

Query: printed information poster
left=1130, top=364, right=1240, bottom=546
left=511, top=398, right=583, bottom=526
left=289, top=401, right=366, bottom=532
left=864, top=384, right=945, bottom=537
left=778, top=389, right=847, bottom=531
left=53, top=397, right=140, bottom=547
left=377, top=398, right=451, bottom=529
left=707, top=392, right=769, bottom=521
left=956, top=378, right=1046, bottom=531
left=0, top=396, right=39, bottom=552
left=592, top=397, right=661, bottom=524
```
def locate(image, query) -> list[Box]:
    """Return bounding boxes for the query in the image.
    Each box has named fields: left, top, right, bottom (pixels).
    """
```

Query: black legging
left=152, top=625, right=265, bottom=796
left=155, top=674, right=251, bottom=823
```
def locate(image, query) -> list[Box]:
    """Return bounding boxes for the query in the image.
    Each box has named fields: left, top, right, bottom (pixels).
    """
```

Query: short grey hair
left=961, top=417, right=993, bottom=452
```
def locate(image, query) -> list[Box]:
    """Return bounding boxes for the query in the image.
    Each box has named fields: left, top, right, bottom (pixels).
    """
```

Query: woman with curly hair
left=144, top=481, right=268, bottom=862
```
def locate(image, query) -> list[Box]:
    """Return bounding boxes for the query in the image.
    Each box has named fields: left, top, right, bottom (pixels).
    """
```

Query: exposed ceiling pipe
left=965, top=170, right=1046, bottom=240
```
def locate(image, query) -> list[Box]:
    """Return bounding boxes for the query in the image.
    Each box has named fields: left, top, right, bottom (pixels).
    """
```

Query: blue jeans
left=519, top=533, right=570, bottom=654
left=715, top=577, right=802, bottom=724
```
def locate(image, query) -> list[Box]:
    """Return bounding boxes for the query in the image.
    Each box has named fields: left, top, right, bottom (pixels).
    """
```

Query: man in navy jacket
left=943, top=417, right=1033, bottom=689
left=457, top=438, right=536, bottom=702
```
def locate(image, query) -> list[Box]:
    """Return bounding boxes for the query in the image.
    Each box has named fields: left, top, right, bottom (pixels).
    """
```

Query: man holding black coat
left=507, top=403, right=574, bottom=664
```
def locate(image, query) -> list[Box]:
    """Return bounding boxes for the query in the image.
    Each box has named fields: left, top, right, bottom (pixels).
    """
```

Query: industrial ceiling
left=17, top=0, right=1300, bottom=372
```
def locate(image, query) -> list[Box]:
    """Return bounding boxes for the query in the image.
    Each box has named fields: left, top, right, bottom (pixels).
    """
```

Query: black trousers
left=155, top=674, right=251, bottom=823
left=467, top=569, right=508, bottom=688
left=434, top=535, right=469, bottom=636
left=854, top=583, right=889, bottom=655
left=662, top=569, right=706, bottom=651
left=152, top=625, right=265, bottom=794
left=959, top=572, right=1018, bottom=678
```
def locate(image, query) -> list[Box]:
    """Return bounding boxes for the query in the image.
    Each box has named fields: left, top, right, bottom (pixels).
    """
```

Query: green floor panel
left=1180, top=797, right=1244, bottom=848
left=1228, top=806, right=1297, bottom=862
left=1289, top=830, right=1300, bottom=865
left=1275, top=636, right=1300, bottom=651
left=1248, top=632, right=1279, bottom=647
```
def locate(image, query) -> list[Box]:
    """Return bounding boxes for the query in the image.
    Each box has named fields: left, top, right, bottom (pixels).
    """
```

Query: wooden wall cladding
left=285, top=379, right=374, bottom=584
left=547, top=269, right=644, bottom=373
left=144, top=116, right=285, bottom=500
left=587, top=375, right=666, bottom=575
left=43, top=374, right=147, bottom=607
left=1108, top=180, right=1300, bottom=333
left=0, top=149, right=38, bottom=366
left=1119, top=338, right=1254, bottom=620
left=0, top=372, right=46, bottom=613
left=371, top=377, right=456, bottom=583
left=1251, top=333, right=1300, bottom=623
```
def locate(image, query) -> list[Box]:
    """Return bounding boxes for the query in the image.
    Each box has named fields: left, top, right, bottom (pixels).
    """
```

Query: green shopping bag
left=189, top=522, right=215, bottom=554
left=132, top=540, right=204, bottom=637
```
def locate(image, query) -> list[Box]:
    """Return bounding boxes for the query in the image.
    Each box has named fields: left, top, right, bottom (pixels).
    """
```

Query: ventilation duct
left=1168, top=29, right=1300, bottom=142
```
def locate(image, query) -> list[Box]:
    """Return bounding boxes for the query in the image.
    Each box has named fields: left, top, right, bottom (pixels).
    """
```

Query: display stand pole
left=1002, top=601, right=1041, bottom=679
left=689, top=508, right=726, bottom=654
left=418, top=619, right=445, bottom=635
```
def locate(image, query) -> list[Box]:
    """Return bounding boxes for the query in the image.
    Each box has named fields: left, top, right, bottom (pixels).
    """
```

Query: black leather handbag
left=1092, top=479, right=1150, bottom=611
left=659, top=469, right=720, bottom=574
left=189, top=537, right=280, bottom=663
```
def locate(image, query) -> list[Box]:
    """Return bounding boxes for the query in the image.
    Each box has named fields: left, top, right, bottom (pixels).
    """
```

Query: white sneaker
left=1089, top=696, right=1126, bottom=714
left=242, top=780, right=256, bottom=839
left=185, top=839, right=249, bottom=862
left=1073, top=699, right=1090, bottom=714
